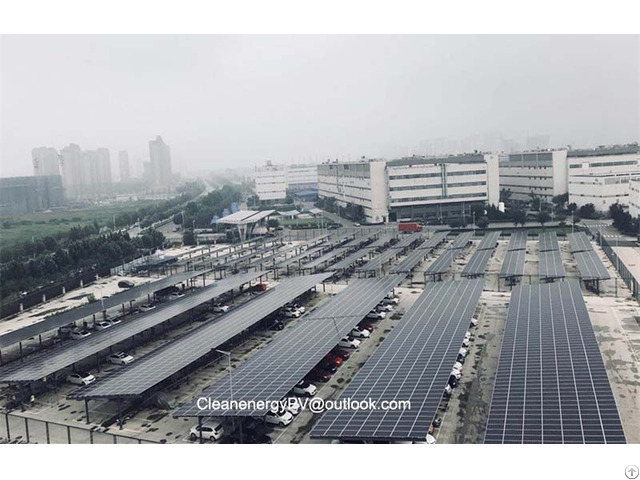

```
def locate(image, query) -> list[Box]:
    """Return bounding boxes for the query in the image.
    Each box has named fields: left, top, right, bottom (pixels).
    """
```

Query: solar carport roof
left=538, top=250, right=566, bottom=279
left=461, top=248, right=495, bottom=277
left=568, top=232, right=593, bottom=253
left=507, top=231, right=528, bottom=251
left=484, top=281, right=626, bottom=443
left=391, top=232, right=424, bottom=250
left=71, top=273, right=332, bottom=400
left=417, top=231, right=449, bottom=250
left=574, top=251, right=610, bottom=280
left=327, top=249, right=370, bottom=272
left=451, top=231, right=474, bottom=250
left=0, top=271, right=264, bottom=383
left=311, top=279, right=485, bottom=441
left=477, top=231, right=501, bottom=251
left=174, top=274, right=406, bottom=417
left=500, top=249, right=526, bottom=278
left=538, top=232, right=560, bottom=252
left=0, top=269, right=213, bottom=350
left=355, top=248, right=399, bottom=272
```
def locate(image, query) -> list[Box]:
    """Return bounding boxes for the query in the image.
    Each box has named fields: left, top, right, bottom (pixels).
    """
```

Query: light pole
left=472, top=211, right=476, bottom=235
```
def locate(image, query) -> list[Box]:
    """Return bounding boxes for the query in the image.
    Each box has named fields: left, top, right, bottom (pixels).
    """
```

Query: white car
left=94, top=321, right=112, bottom=331
left=338, top=337, right=361, bottom=349
left=66, top=371, right=95, bottom=385
left=70, top=329, right=92, bottom=340
left=465, top=331, right=472, bottom=339
left=190, top=422, right=225, bottom=441
left=286, top=303, right=306, bottom=314
left=283, top=307, right=301, bottom=318
left=169, top=292, right=185, bottom=300
left=265, top=409, right=294, bottom=427
left=107, top=352, right=134, bottom=365
left=366, top=311, right=386, bottom=320
left=106, top=318, right=122, bottom=326
left=282, top=397, right=302, bottom=415
left=212, top=303, right=230, bottom=313
left=59, top=324, right=77, bottom=335
left=376, top=303, right=393, bottom=312
left=453, top=361, right=463, bottom=372
left=292, top=380, right=317, bottom=397
left=382, top=296, right=400, bottom=306
left=350, top=327, right=371, bottom=339
left=415, top=434, right=437, bottom=444
left=462, top=338, right=470, bottom=348
left=140, top=304, right=156, bottom=312
left=458, top=348, right=468, bottom=358
left=470, top=316, right=479, bottom=327
left=450, top=369, right=462, bottom=380
left=444, top=384, right=453, bottom=396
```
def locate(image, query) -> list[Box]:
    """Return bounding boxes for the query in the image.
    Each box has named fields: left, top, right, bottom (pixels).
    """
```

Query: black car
left=118, top=280, right=135, bottom=288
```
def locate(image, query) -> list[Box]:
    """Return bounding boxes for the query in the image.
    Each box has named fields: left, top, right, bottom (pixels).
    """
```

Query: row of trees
left=610, top=202, right=639, bottom=234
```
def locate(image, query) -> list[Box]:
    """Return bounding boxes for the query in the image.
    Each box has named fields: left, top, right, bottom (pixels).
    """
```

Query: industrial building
left=0, top=175, right=65, bottom=215
left=254, top=162, right=319, bottom=202
left=498, top=150, right=568, bottom=202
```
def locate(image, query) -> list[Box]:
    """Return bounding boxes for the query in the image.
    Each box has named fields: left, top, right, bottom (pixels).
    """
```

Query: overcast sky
left=1, top=35, right=638, bottom=177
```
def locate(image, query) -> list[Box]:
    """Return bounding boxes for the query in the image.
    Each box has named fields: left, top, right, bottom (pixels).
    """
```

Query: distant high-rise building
left=149, top=136, right=172, bottom=187
left=96, top=148, right=112, bottom=184
left=60, top=143, right=85, bottom=197
left=32, top=147, right=60, bottom=177
left=118, top=150, right=131, bottom=182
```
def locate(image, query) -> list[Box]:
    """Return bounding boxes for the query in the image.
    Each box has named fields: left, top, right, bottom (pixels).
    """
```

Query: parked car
left=286, top=302, right=306, bottom=314
left=331, top=348, right=351, bottom=360
left=366, top=310, right=386, bottom=320
left=118, top=280, right=135, bottom=289
left=450, top=369, right=462, bottom=380
left=251, top=283, right=268, bottom=292
left=107, top=352, right=134, bottom=366
left=444, top=384, right=453, bottom=396
left=70, top=329, right=91, bottom=340
left=350, top=326, right=371, bottom=339
left=169, top=291, right=185, bottom=300
left=265, top=409, right=294, bottom=427
left=324, top=353, right=343, bottom=368
left=269, top=320, right=285, bottom=331
left=140, top=304, right=156, bottom=312
left=470, top=316, right=479, bottom=327
left=381, top=296, right=399, bottom=306
left=212, top=303, right=230, bottom=313
left=66, top=371, right=95, bottom=385
left=353, top=223, right=361, bottom=227
left=283, top=307, right=301, bottom=318
left=190, top=422, right=225, bottom=441
left=317, top=360, right=338, bottom=374
left=376, top=303, right=393, bottom=312
left=358, top=323, right=375, bottom=332
left=93, top=321, right=112, bottom=331
left=292, top=380, right=317, bottom=397
left=106, top=317, right=122, bottom=326
left=338, top=337, right=361, bottom=349
left=307, top=368, right=332, bottom=383
left=59, top=324, right=77, bottom=335
left=282, top=397, right=302, bottom=416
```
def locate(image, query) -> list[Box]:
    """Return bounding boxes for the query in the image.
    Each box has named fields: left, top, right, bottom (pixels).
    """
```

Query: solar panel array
left=311, top=279, right=485, bottom=441
left=485, top=281, right=626, bottom=443
left=71, top=273, right=332, bottom=399
left=500, top=249, right=526, bottom=278
left=451, top=231, right=474, bottom=250
left=365, top=234, right=397, bottom=250
left=417, top=231, right=449, bottom=250
left=389, top=248, right=432, bottom=274
left=0, top=268, right=215, bottom=349
left=275, top=245, right=325, bottom=269
left=574, top=251, right=611, bottom=280
left=174, top=274, right=406, bottom=417
left=424, top=238, right=471, bottom=276
left=0, top=271, right=266, bottom=382
left=302, top=248, right=347, bottom=271
left=327, top=249, right=371, bottom=272
left=391, top=232, right=425, bottom=250
left=355, top=247, right=399, bottom=272
left=462, top=248, right=496, bottom=277
left=477, top=231, right=502, bottom=251
left=538, top=250, right=566, bottom=280
left=538, top=232, right=560, bottom=252
left=337, top=231, right=379, bottom=250
left=567, top=232, right=593, bottom=253
left=507, top=231, right=528, bottom=251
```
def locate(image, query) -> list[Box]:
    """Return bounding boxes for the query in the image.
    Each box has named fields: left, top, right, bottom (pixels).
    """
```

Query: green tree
left=537, top=211, right=551, bottom=228
left=183, top=229, right=197, bottom=246
left=512, top=209, right=527, bottom=227
left=476, top=216, right=490, bottom=229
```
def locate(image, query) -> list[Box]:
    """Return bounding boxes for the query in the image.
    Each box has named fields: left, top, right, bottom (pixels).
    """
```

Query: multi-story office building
left=149, top=136, right=172, bottom=187
left=629, top=179, right=640, bottom=219
left=118, top=150, right=131, bottom=182
left=285, top=163, right=318, bottom=193
left=254, top=163, right=287, bottom=201
left=0, top=175, right=65, bottom=215
left=498, top=150, right=569, bottom=202
left=32, top=147, right=60, bottom=177
left=569, top=172, right=640, bottom=212
left=386, top=154, right=499, bottom=221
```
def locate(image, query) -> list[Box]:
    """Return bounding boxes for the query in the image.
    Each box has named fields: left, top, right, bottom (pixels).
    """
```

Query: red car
left=358, top=323, right=375, bottom=332
left=324, top=353, right=343, bottom=368
left=331, top=348, right=350, bottom=361
left=306, top=368, right=332, bottom=383
left=251, top=283, right=268, bottom=292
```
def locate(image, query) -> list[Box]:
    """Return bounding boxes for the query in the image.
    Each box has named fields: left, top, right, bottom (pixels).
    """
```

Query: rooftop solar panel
left=567, top=232, right=593, bottom=253
left=174, top=275, right=406, bottom=417
left=539, top=232, right=560, bottom=252
left=507, top=231, right=528, bottom=251
left=574, top=251, right=610, bottom=280
left=538, top=250, right=566, bottom=279
left=0, top=272, right=266, bottom=382
left=461, top=248, right=495, bottom=277
left=484, top=281, right=626, bottom=443
left=499, top=249, right=526, bottom=278
left=451, top=231, right=474, bottom=250
left=0, top=269, right=214, bottom=350
left=71, top=273, right=332, bottom=399
left=311, top=279, right=485, bottom=441
left=477, top=231, right=502, bottom=251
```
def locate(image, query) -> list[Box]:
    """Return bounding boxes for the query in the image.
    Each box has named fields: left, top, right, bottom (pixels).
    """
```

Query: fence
left=0, top=411, right=159, bottom=444
left=599, top=235, right=640, bottom=302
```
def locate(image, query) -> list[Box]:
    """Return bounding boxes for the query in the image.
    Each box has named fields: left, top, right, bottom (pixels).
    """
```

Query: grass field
left=0, top=202, right=156, bottom=250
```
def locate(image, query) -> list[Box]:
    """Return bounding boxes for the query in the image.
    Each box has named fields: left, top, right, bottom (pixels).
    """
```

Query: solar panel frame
left=70, top=273, right=333, bottom=399
left=507, top=231, right=528, bottom=251
left=389, top=248, right=432, bottom=274
left=538, top=250, right=566, bottom=279
left=567, top=232, right=593, bottom=253
left=539, top=232, right=560, bottom=252
left=499, top=249, right=526, bottom=278
left=173, top=275, right=406, bottom=417
left=461, top=248, right=495, bottom=277
left=0, top=271, right=267, bottom=382
left=484, top=281, right=626, bottom=444
left=416, top=231, right=449, bottom=250
left=391, top=232, right=425, bottom=250
left=477, top=231, right=502, bottom=251
left=355, top=248, right=400, bottom=272
left=574, top=251, right=610, bottom=280
left=327, top=249, right=371, bottom=271
left=311, top=279, right=485, bottom=441
left=451, top=231, right=474, bottom=250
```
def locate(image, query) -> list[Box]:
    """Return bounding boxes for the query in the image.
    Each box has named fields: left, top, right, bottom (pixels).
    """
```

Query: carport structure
left=0, top=268, right=215, bottom=362
left=173, top=274, right=406, bottom=419
left=217, top=210, right=276, bottom=243
left=69, top=273, right=332, bottom=427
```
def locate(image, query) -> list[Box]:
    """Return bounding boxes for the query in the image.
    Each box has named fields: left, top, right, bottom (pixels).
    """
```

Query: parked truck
left=398, top=222, right=423, bottom=233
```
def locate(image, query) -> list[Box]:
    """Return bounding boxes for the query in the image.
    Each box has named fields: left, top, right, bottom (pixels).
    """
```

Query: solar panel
left=71, top=273, right=332, bottom=399
left=275, top=245, right=325, bottom=269
left=424, top=242, right=468, bottom=276
left=311, top=279, right=485, bottom=441
left=507, top=231, right=528, bottom=251
left=477, top=231, right=502, bottom=251
left=174, top=275, right=406, bottom=417
left=461, top=248, right=495, bottom=277
left=391, top=232, right=425, bottom=250
left=500, top=249, right=526, bottom=278
left=0, top=271, right=266, bottom=382
left=337, top=231, right=380, bottom=250
left=485, top=281, right=626, bottom=443
left=538, top=250, right=566, bottom=279
left=417, top=231, right=449, bottom=250
left=302, top=249, right=346, bottom=271
left=574, top=251, right=610, bottom=280
left=365, top=234, right=397, bottom=250
left=327, top=249, right=370, bottom=271
left=567, top=232, right=593, bottom=253
left=389, top=248, right=431, bottom=274
left=356, top=248, right=399, bottom=272
left=538, top=232, right=560, bottom=252
left=451, top=231, right=474, bottom=250
left=0, top=268, right=215, bottom=349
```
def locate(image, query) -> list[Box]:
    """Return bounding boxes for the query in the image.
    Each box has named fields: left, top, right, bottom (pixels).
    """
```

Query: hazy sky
left=1, top=35, right=638, bottom=177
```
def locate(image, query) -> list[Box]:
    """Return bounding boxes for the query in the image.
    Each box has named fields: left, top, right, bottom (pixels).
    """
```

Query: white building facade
left=254, top=163, right=287, bottom=201
left=629, top=179, right=640, bottom=218
left=498, top=150, right=568, bottom=202
left=285, top=164, right=318, bottom=193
